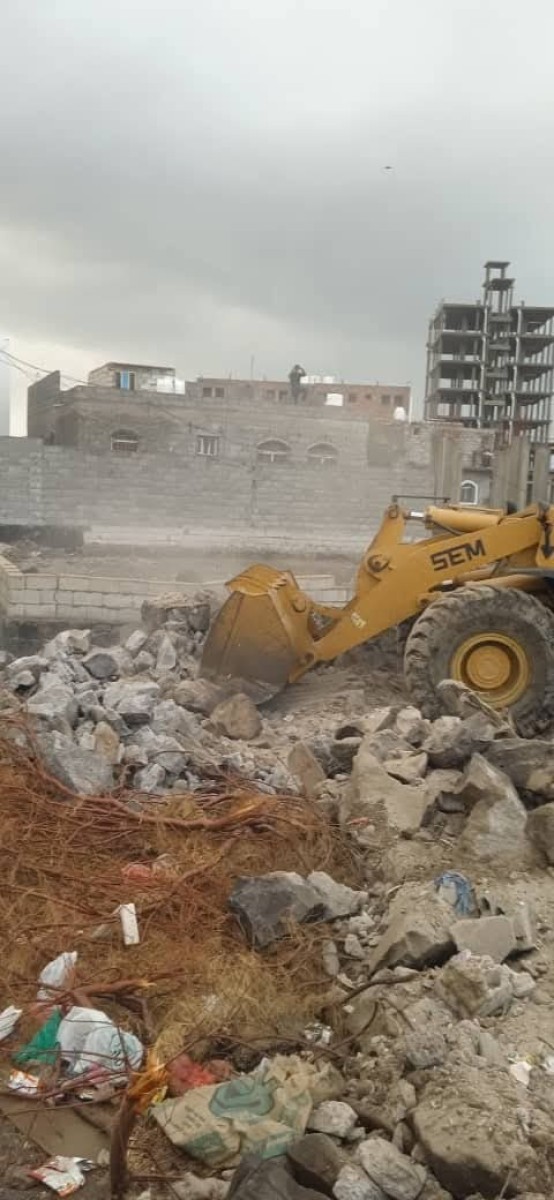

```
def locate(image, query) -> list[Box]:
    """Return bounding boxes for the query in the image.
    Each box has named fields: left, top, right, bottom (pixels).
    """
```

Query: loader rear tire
left=403, top=585, right=554, bottom=736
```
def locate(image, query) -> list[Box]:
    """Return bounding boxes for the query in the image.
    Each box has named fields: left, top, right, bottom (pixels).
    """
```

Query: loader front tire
left=403, top=585, right=554, bottom=736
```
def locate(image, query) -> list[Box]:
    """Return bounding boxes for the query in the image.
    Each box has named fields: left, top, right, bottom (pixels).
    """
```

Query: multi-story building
left=425, top=262, right=554, bottom=443
left=27, top=363, right=412, bottom=455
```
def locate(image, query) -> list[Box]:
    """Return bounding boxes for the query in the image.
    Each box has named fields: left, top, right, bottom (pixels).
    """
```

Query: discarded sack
left=153, top=1055, right=338, bottom=1168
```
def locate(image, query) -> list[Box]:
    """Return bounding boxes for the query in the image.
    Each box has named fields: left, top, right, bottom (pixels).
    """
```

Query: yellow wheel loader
left=200, top=501, right=554, bottom=736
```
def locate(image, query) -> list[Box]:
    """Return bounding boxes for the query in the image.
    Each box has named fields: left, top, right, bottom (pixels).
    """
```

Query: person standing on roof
left=288, top=364, right=306, bottom=405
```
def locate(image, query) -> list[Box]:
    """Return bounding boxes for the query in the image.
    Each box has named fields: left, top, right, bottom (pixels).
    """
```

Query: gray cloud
left=1, top=0, right=554, bottom=397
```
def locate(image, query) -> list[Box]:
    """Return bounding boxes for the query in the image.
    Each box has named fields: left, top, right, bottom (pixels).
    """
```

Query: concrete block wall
left=0, top=433, right=437, bottom=541
left=0, top=556, right=347, bottom=628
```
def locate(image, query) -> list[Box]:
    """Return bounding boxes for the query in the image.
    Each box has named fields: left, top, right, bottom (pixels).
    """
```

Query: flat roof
left=195, top=377, right=410, bottom=389
left=92, top=362, right=176, bottom=373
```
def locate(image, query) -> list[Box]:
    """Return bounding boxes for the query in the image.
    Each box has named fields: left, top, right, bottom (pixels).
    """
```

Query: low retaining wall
left=0, top=556, right=348, bottom=628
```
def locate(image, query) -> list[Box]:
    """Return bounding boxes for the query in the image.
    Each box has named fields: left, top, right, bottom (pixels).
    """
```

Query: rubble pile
left=0, top=605, right=553, bottom=1199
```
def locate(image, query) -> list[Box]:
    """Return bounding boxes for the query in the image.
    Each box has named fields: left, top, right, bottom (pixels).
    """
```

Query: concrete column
left=432, top=430, right=463, bottom=502
left=530, top=444, right=549, bottom=502
left=490, top=437, right=530, bottom=509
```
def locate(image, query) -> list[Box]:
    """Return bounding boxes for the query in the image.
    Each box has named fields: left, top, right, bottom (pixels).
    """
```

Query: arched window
left=111, top=429, right=139, bottom=454
left=460, top=479, right=478, bottom=505
left=256, top=438, right=291, bottom=464
left=307, top=442, right=338, bottom=466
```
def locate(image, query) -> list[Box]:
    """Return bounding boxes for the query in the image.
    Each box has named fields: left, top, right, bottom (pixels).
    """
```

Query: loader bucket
left=200, top=566, right=307, bottom=704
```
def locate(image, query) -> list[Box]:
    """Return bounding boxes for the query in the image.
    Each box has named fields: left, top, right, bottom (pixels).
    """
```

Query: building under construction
left=425, top=262, right=554, bottom=443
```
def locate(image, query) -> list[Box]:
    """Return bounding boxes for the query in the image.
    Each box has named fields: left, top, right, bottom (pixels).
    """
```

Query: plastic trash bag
left=37, top=951, right=78, bottom=1002
left=57, top=1006, right=143, bottom=1080
left=435, top=871, right=476, bottom=916
left=0, top=1005, right=22, bottom=1042
left=15, top=1008, right=62, bottom=1065
left=71, top=1024, right=143, bottom=1080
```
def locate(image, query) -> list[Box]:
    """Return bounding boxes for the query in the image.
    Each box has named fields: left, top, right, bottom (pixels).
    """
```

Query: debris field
left=0, top=591, right=553, bottom=1200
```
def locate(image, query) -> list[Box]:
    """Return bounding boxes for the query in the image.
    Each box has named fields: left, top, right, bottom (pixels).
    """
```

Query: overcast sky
left=2, top=0, right=554, bottom=430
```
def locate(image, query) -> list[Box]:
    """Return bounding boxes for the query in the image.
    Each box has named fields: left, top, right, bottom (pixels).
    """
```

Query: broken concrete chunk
left=458, top=756, right=531, bottom=862
left=104, top=680, right=160, bottom=725
left=383, top=753, right=428, bottom=784
left=228, top=872, right=327, bottom=948
left=423, top=712, right=496, bottom=769
left=151, top=699, right=200, bottom=740
left=322, top=940, right=340, bottom=978
left=394, top=706, right=429, bottom=746
left=402, top=1028, right=448, bottom=1070
left=93, top=720, right=121, bottom=765
left=156, top=633, right=178, bottom=673
left=436, top=952, right=534, bottom=1018
left=436, top=678, right=513, bottom=727
left=412, top=1064, right=543, bottom=1198
left=83, top=650, right=121, bottom=680
left=289, top=743, right=327, bottom=798
left=211, top=696, right=262, bottom=739
left=135, top=762, right=166, bottom=792
left=123, top=744, right=149, bottom=767
left=53, top=629, right=92, bottom=655
left=359, top=707, right=396, bottom=735
left=510, top=901, right=536, bottom=952
left=133, top=649, right=155, bottom=673
left=171, top=1176, right=229, bottom=1200
left=422, top=716, right=462, bottom=764
left=9, top=669, right=36, bottom=691
left=228, top=1156, right=330, bottom=1200
left=125, top=629, right=149, bottom=655
left=308, top=1101, right=358, bottom=1139
left=334, top=1164, right=386, bottom=1200
left=342, top=745, right=429, bottom=842
left=173, top=678, right=224, bottom=715
left=367, top=881, right=454, bottom=973
left=344, top=933, right=365, bottom=960
left=6, top=654, right=47, bottom=681
left=287, top=1133, right=343, bottom=1197
left=36, top=730, right=114, bottom=795
left=453, top=752, right=513, bottom=811
left=422, top=768, right=463, bottom=810
left=210, top=693, right=262, bottom=741
left=307, top=872, right=367, bottom=919
left=361, top=729, right=413, bottom=763
left=331, top=736, right=363, bottom=771
left=358, top=1136, right=426, bottom=1200
left=527, top=802, right=554, bottom=864
left=27, top=678, right=79, bottom=727
left=485, top=737, right=554, bottom=800
left=449, top=915, right=516, bottom=963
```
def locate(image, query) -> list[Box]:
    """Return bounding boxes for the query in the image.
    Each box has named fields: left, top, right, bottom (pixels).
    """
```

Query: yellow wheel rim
left=450, top=632, right=531, bottom=708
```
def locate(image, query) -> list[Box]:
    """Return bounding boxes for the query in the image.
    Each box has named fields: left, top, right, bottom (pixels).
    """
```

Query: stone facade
left=27, top=367, right=411, bottom=455
left=19, top=364, right=509, bottom=546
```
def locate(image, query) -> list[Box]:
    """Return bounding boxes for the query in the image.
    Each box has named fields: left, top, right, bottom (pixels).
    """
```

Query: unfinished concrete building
left=425, top=262, right=554, bottom=443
